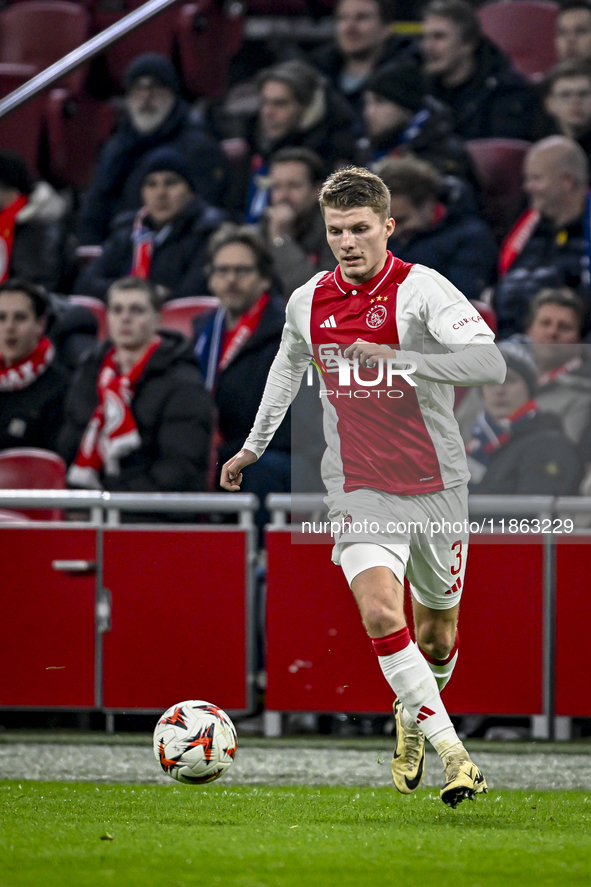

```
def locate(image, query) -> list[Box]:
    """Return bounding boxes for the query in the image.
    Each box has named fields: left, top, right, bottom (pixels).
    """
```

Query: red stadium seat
left=0, top=509, right=31, bottom=522
left=466, top=138, right=531, bottom=242
left=0, top=1, right=91, bottom=95
left=160, top=296, right=219, bottom=338
left=177, top=1, right=244, bottom=99
left=91, top=0, right=179, bottom=92
left=45, top=88, right=115, bottom=188
left=70, top=294, right=108, bottom=339
left=0, top=448, right=67, bottom=521
left=0, top=63, right=45, bottom=173
left=478, top=0, right=559, bottom=80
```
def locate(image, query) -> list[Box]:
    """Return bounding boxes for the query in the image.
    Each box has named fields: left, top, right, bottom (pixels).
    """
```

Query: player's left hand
left=344, top=339, right=397, bottom=368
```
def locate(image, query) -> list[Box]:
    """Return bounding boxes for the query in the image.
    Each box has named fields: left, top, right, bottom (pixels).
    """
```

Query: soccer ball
left=153, top=699, right=237, bottom=784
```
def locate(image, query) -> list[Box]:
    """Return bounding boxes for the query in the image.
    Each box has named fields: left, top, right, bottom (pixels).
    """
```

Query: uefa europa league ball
left=153, top=700, right=237, bottom=784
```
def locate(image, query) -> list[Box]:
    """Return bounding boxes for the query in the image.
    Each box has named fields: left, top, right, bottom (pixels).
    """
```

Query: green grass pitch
left=1, top=781, right=590, bottom=887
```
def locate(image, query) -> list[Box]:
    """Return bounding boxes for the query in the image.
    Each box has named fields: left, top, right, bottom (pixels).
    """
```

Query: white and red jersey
left=245, top=252, right=504, bottom=497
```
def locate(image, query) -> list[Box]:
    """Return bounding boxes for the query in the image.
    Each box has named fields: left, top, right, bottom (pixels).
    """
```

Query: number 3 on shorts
left=450, top=540, right=462, bottom=576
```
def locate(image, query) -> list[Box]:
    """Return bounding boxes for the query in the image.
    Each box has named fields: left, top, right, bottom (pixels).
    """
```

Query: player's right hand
left=220, top=448, right=258, bottom=491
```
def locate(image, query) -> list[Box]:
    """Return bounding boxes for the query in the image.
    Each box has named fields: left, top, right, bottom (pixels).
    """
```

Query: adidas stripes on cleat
left=440, top=750, right=488, bottom=808
left=391, top=699, right=426, bottom=794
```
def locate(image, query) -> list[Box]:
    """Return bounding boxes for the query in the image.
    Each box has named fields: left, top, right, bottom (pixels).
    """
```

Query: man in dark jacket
left=58, top=277, right=212, bottom=495
left=358, top=57, right=481, bottom=200
left=379, top=155, right=497, bottom=301
left=494, top=136, right=591, bottom=339
left=467, top=340, right=582, bottom=494
left=421, top=0, right=546, bottom=142
left=244, top=60, right=356, bottom=223
left=541, top=60, right=591, bottom=167
left=77, top=53, right=229, bottom=246
left=261, top=147, right=337, bottom=298
left=194, top=224, right=292, bottom=534
left=311, top=0, right=417, bottom=119
left=74, top=148, right=226, bottom=301
left=0, top=279, right=69, bottom=453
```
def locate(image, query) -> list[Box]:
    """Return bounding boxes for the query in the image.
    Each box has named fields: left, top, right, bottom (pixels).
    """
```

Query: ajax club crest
left=366, top=303, right=387, bottom=329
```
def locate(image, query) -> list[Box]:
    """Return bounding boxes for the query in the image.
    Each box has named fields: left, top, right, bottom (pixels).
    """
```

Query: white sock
left=372, top=628, right=462, bottom=753
left=421, top=633, right=460, bottom=692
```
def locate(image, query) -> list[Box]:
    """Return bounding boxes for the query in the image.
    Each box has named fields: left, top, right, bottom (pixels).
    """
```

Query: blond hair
left=318, top=166, right=391, bottom=222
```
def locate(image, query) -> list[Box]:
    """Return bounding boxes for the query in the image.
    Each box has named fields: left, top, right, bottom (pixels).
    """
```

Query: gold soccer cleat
left=391, top=699, right=426, bottom=794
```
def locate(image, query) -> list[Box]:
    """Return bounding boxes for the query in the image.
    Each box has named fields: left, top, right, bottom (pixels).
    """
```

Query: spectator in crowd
left=0, top=150, right=72, bottom=292
left=541, top=60, right=591, bottom=164
left=466, top=340, right=582, bottom=494
left=77, top=53, right=229, bottom=246
left=524, top=287, right=591, bottom=444
left=421, top=0, right=546, bottom=142
left=310, top=0, right=416, bottom=118
left=0, top=279, right=69, bottom=452
left=74, top=148, right=226, bottom=302
left=358, top=57, right=480, bottom=198
left=244, top=60, right=356, bottom=222
left=194, top=224, right=290, bottom=534
left=378, top=155, right=497, bottom=301
left=261, top=147, right=337, bottom=297
left=58, top=277, right=212, bottom=494
left=456, top=287, right=591, bottom=445
left=494, top=136, right=591, bottom=339
left=555, top=2, right=591, bottom=64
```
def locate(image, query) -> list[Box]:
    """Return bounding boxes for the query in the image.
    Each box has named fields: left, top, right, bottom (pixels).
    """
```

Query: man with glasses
left=194, top=224, right=291, bottom=533
left=542, top=60, right=591, bottom=164
left=77, top=53, right=229, bottom=246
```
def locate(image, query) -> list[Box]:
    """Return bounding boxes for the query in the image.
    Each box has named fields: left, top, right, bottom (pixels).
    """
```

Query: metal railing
left=0, top=490, right=258, bottom=526
left=0, top=0, right=183, bottom=120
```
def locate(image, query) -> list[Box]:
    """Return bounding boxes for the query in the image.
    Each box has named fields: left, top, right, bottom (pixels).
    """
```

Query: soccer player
left=221, top=167, right=505, bottom=807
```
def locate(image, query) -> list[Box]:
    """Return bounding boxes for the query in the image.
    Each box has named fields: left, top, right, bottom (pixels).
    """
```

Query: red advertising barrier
left=555, top=542, right=591, bottom=717
left=102, top=528, right=250, bottom=712
left=0, top=527, right=96, bottom=708
left=266, top=532, right=545, bottom=716
left=0, top=525, right=252, bottom=713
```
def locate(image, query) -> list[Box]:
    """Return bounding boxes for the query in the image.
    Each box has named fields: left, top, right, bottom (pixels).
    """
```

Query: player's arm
left=343, top=338, right=505, bottom=387
left=394, top=269, right=507, bottom=386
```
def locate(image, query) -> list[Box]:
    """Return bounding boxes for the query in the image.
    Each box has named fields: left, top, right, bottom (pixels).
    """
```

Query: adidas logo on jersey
left=320, top=315, right=337, bottom=328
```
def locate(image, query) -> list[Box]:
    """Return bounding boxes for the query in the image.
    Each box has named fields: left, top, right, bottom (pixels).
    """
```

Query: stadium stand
left=465, top=138, right=531, bottom=242
left=160, top=295, right=220, bottom=337
left=69, top=294, right=108, bottom=339
left=0, top=447, right=66, bottom=520
left=478, top=0, right=559, bottom=81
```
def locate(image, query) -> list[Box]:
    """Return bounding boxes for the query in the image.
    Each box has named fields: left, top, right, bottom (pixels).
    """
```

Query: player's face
left=0, top=292, right=44, bottom=366
left=336, top=0, right=387, bottom=59
left=107, top=288, right=159, bottom=351
left=527, top=303, right=582, bottom=370
left=208, top=243, right=269, bottom=318
left=545, top=75, right=591, bottom=133
left=270, top=161, right=318, bottom=216
left=556, top=9, right=591, bottom=62
left=482, top=368, right=530, bottom=420
left=324, top=205, right=394, bottom=283
left=259, top=81, right=303, bottom=142
left=141, top=171, right=194, bottom=227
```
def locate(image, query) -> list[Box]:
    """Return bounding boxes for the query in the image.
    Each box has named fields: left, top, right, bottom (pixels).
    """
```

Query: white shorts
left=327, top=485, right=468, bottom=610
